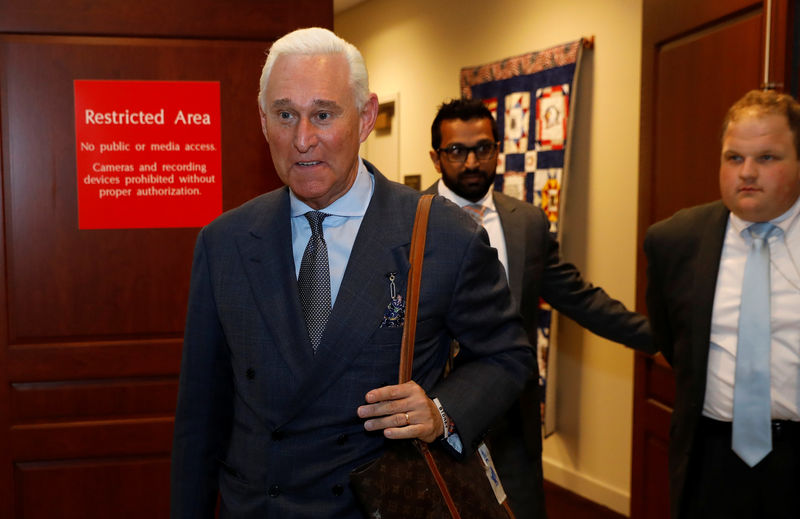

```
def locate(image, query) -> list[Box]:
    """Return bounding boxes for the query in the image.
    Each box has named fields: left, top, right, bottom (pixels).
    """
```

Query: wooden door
left=0, top=2, right=331, bottom=517
left=632, top=1, right=794, bottom=518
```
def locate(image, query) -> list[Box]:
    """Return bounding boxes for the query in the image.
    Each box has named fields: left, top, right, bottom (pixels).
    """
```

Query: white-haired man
left=170, top=27, right=533, bottom=518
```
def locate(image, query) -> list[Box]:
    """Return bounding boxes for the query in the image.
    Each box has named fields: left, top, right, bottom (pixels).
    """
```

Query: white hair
left=258, top=27, right=369, bottom=112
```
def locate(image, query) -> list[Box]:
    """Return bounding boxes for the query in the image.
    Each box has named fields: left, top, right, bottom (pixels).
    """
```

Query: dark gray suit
left=427, top=184, right=653, bottom=518
left=644, top=200, right=730, bottom=519
left=170, top=164, right=533, bottom=519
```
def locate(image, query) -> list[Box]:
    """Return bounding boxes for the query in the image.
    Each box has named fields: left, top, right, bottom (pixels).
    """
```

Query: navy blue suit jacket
left=171, top=165, right=533, bottom=518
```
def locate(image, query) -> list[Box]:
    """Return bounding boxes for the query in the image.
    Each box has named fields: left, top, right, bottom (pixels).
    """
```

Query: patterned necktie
left=732, top=222, right=780, bottom=467
left=297, top=211, right=331, bottom=353
left=463, top=204, right=488, bottom=225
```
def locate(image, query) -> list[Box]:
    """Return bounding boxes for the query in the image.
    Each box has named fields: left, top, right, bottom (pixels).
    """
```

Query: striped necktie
left=463, top=204, right=488, bottom=225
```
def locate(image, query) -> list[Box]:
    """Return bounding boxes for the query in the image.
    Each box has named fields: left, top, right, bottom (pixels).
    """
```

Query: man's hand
left=357, top=381, right=444, bottom=442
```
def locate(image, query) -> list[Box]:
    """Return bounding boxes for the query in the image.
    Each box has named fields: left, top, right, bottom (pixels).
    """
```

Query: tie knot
left=463, top=204, right=487, bottom=224
left=305, top=211, right=329, bottom=237
left=746, top=222, right=779, bottom=243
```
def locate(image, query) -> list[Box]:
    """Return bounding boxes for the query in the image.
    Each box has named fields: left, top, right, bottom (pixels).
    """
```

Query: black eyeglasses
left=437, top=141, right=498, bottom=163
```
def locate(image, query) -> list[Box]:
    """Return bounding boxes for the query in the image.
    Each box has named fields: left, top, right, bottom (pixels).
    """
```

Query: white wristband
left=432, top=397, right=450, bottom=439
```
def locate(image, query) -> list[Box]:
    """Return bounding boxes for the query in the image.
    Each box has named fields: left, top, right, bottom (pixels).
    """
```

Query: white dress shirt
left=704, top=195, right=800, bottom=421
left=436, top=180, right=510, bottom=280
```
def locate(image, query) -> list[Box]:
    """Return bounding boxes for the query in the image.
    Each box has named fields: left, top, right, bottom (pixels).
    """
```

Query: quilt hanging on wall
left=460, top=38, right=589, bottom=436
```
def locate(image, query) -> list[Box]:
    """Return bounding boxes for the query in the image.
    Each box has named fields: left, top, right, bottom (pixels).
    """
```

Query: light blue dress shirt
left=290, top=159, right=374, bottom=305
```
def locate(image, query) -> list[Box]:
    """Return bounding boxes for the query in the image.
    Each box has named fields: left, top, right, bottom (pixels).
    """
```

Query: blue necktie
left=298, top=211, right=331, bottom=353
left=732, top=222, right=779, bottom=467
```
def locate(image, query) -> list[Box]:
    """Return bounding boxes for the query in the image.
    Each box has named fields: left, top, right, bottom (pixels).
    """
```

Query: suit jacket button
left=332, top=484, right=344, bottom=496
left=336, top=434, right=347, bottom=445
left=246, top=368, right=255, bottom=380
left=268, top=484, right=280, bottom=497
left=271, top=430, right=285, bottom=441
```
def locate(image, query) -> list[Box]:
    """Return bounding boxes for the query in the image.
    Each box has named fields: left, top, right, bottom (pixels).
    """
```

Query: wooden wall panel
left=636, top=1, right=765, bottom=311
left=633, top=1, right=767, bottom=517
left=7, top=340, right=182, bottom=381
left=2, top=36, right=278, bottom=342
left=642, top=0, right=759, bottom=44
left=15, top=458, right=170, bottom=519
left=0, top=0, right=330, bottom=41
left=640, top=432, right=671, bottom=519
left=11, top=377, right=178, bottom=422
left=650, top=12, right=763, bottom=224
left=645, top=356, right=676, bottom=407
left=11, top=418, right=173, bottom=460
left=0, top=2, right=333, bottom=516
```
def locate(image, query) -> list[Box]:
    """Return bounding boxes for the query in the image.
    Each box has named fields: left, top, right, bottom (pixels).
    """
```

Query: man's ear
left=259, top=107, right=269, bottom=141
left=358, top=93, right=379, bottom=143
left=429, top=149, right=443, bottom=174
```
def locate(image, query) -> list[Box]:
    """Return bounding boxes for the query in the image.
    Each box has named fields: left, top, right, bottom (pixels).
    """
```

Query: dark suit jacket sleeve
left=538, top=225, right=656, bottom=354
left=171, top=229, right=234, bottom=519
left=643, top=226, right=675, bottom=363
left=426, top=207, right=535, bottom=454
left=641, top=201, right=728, bottom=367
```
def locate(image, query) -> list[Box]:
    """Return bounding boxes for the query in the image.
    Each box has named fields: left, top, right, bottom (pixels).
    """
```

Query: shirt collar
left=290, top=159, right=373, bottom=217
left=729, top=194, right=800, bottom=237
left=436, top=179, right=496, bottom=211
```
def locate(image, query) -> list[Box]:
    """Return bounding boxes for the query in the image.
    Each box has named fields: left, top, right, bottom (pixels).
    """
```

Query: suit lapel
left=494, top=192, right=525, bottom=307
left=236, top=189, right=316, bottom=378
left=690, top=202, right=729, bottom=380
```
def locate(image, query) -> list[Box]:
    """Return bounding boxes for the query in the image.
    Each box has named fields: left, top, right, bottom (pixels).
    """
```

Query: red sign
left=74, top=80, right=222, bottom=229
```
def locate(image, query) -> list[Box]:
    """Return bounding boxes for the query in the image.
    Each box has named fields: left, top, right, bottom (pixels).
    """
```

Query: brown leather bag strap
left=399, top=195, right=463, bottom=518
left=398, top=194, right=434, bottom=384
left=418, top=441, right=462, bottom=518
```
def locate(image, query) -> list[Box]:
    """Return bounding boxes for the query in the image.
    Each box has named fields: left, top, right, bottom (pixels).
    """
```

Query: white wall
left=336, top=0, right=643, bottom=515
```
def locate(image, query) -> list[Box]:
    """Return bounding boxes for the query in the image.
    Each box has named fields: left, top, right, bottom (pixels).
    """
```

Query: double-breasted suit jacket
left=424, top=185, right=653, bottom=518
left=644, top=200, right=731, bottom=519
left=171, top=164, right=533, bottom=519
